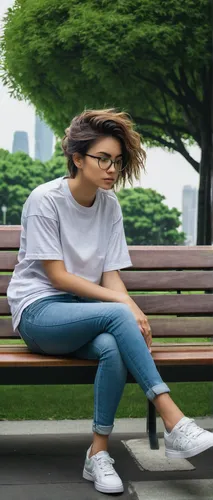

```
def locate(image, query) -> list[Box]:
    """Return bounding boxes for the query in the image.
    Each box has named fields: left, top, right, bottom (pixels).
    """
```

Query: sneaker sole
left=165, top=440, right=213, bottom=459
left=83, top=468, right=124, bottom=493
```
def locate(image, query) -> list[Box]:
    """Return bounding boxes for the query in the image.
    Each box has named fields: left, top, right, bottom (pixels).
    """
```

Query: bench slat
left=1, top=271, right=213, bottom=293
left=1, top=227, right=213, bottom=268
left=1, top=294, right=212, bottom=316
left=121, top=271, right=213, bottom=291
left=0, top=227, right=21, bottom=249
left=128, top=246, right=213, bottom=269
left=1, top=343, right=211, bottom=352
left=1, top=249, right=213, bottom=271
left=0, top=344, right=213, bottom=367
left=0, top=252, right=17, bottom=271
left=132, top=294, right=213, bottom=314
left=1, top=316, right=213, bottom=339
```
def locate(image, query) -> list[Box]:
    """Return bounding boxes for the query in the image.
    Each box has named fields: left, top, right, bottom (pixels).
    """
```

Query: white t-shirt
left=7, top=176, right=133, bottom=332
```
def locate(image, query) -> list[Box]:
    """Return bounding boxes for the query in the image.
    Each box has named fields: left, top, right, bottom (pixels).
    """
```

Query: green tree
left=1, top=0, right=211, bottom=244
left=117, top=187, right=185, bottom=245
left=45, top=141, right=67, bottom=180
left=0, top=149, right=53, bottom=224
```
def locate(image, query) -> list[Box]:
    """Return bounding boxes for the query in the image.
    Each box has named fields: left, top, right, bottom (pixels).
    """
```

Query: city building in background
left=181, top=185, right=198, bottom=245
left=34, top=114, right=54, bottom=162
left=12, top=131, right=29, bottom=155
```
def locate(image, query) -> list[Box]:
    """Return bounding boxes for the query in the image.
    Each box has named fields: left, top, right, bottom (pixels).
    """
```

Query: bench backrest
left=1, top=226, right=213, bottom=340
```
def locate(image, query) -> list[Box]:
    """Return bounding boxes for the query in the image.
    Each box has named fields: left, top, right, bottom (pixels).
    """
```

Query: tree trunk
left=196, top=137, right=212, bottom=244
left=211, top=33, right=213, bottom=246
left=196, top=67, right=213, bottom=245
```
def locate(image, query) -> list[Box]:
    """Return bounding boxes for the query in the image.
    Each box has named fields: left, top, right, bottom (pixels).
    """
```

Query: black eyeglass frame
left=84, top=154, right=126, bottom=172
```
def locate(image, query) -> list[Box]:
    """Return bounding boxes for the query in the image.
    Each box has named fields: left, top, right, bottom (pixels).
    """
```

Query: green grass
left=0, top=382, right=212, bottom=421
left=0, top=337, right=210, bottom=345
left=0, top=339, right=25, bottom=345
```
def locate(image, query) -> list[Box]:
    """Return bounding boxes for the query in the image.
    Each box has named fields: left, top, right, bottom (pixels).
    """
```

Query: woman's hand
left=124, top=296, right=152, bottom=352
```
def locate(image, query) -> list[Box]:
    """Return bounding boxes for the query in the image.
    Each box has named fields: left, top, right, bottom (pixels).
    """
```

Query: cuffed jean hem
left=92, top=423, right=114, bottom=435
left=146, top=382, right=170, bottom=401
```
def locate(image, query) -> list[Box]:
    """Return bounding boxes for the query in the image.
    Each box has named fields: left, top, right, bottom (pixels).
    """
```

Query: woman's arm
left=101, top=270, right=130, bottom=297
left=101, top=270, right=152, bottom=349
left=42, top=260, right=129, bottom=304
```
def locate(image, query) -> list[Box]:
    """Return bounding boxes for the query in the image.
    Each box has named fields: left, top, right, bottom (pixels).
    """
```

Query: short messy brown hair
left=62, top=108, right=146, bottom=188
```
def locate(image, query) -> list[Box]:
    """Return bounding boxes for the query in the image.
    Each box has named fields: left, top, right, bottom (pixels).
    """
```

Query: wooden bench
left=1, top=226, right=213, bottom=449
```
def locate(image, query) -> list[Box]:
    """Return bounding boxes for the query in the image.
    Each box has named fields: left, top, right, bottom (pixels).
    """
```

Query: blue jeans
left=18, top=293, right=170, bottom=435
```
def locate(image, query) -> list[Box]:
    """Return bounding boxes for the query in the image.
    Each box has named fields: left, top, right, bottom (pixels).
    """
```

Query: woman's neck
left=67, top=177, right=97, bottom=207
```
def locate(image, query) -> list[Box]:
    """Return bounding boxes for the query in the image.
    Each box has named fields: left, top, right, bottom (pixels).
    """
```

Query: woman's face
left=74, top=136, right=123, bottom=190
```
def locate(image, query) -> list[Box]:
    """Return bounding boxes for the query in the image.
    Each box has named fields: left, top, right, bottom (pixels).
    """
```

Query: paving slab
left=0, top=432, right=213, bottom=500
left=122, top=438, right=195, bottom=471
left=131, top=479, right=213, bottom=500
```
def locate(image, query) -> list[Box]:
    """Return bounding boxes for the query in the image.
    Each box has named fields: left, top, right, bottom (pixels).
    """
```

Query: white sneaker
left=83, top=445, right=124, bottom=494
left=165, top=416, right=213, bottom=459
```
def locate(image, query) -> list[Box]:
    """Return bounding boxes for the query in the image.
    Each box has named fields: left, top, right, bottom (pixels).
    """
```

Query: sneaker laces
left=96, top=454, right=116, bottom=476
left=178, top=419, right=205, bottom=439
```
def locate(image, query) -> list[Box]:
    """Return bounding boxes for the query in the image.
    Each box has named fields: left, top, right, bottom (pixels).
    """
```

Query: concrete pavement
left=0, top=416, right=212, bottom=435
left=0, top=418, right=213, bottom=499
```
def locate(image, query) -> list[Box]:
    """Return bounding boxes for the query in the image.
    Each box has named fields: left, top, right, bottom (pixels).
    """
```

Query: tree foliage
left=0, top=0, right=210, bottom=169
left=0, top=147, right=66, bottom=224
left=1, top=0, right=211, bottom=243
left=116, top=187, right=185, bottom=245
left=0, top=149, right=43, bottom=224
left=1, top=0, right=213, bottom=244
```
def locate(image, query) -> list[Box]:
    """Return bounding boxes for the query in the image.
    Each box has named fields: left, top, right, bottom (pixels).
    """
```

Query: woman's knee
left=95, top=333, right=121, bottom=359
left=107, top=303, right=136, bottom=332
left=96, top=334, right=127, bottom=378
left=109, top=302, right=133, bottom=321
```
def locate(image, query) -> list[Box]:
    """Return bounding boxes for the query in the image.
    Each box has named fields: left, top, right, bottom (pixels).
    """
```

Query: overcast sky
left=0, top=0, right=199, bottom=215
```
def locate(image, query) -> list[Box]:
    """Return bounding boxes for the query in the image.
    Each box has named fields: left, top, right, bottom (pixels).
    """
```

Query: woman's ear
left=72, top=152, right=83, bottom=169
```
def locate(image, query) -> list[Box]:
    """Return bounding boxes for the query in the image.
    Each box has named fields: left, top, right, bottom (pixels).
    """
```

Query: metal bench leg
left=147, top=400, right=159, bottom=449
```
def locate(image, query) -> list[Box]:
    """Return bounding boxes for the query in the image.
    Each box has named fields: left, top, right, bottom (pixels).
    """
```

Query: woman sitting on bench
left=7, top=108, right=213, bottom=495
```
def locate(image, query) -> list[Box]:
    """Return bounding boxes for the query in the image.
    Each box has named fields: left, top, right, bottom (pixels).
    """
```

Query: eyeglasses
left=85, top=154, right=125, bottom=172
